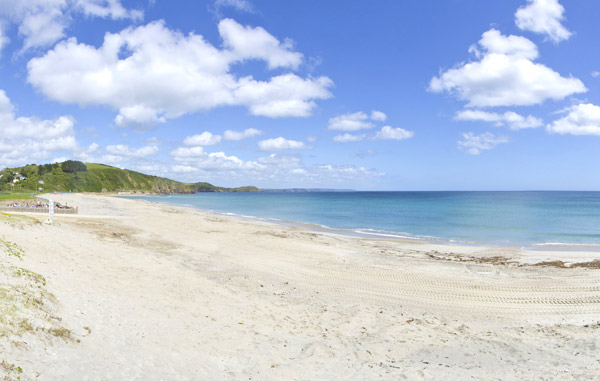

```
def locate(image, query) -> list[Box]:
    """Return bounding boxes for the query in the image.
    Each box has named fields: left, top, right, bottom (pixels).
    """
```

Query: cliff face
left=0, top=162, right=260, bottom=194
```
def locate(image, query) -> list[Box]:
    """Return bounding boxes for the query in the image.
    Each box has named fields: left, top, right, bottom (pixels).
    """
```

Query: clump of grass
left=48, top=327, right=73, bottom=341
left=0, top=238, right=24, bottom=260
left=0, top=212, right=42, bottom=227
left=1, top=359, right=23, bottom=376
left=10, top=267, right=46, bottom=287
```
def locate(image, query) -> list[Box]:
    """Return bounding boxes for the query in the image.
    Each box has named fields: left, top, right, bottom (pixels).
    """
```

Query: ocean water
left=129, top=191, right=600, bottom=249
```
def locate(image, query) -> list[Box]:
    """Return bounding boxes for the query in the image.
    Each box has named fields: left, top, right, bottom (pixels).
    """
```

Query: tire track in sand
left=234, top=254, right=600, bottom=323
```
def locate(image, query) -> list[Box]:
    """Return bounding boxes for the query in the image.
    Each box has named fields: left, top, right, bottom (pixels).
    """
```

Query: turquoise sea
left=129, top=191, right=600, bottom=249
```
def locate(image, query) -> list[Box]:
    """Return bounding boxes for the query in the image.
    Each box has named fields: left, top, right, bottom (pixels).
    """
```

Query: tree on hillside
left=61, top=160, right=87, bottom=173
left=38, top=163, right=54, bottom=175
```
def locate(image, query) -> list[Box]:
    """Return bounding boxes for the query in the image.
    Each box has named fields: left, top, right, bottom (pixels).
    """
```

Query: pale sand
left=1, top=193, right=600, bottom=380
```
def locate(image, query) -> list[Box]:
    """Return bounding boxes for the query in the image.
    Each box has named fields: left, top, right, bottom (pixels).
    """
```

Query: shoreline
left=115, top=192, right=600, bottom=252
left=2, top=193, right=600, bottom=379
left=125, top=194, right=600, bottom=259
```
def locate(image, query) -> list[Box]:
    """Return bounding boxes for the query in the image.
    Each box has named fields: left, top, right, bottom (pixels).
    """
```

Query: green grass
left=0, top=194, right=34, bottom=200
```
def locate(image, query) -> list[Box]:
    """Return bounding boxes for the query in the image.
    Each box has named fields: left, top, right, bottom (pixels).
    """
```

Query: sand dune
left=1, top=193, right=599, bottom=380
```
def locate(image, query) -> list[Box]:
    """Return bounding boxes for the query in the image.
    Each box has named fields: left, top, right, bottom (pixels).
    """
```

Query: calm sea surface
left=129, top=192, right=600, bottom=249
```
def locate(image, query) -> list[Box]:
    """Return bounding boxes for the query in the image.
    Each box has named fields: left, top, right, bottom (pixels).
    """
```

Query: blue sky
left=0, top=0, right=599, bottom=190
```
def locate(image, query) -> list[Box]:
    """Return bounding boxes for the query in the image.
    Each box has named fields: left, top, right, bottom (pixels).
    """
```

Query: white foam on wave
left=533, top=242, right=600, bottom=247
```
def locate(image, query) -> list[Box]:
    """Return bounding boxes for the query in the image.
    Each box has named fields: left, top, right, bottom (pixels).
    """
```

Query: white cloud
left=455, top=110, right=543, bottom=130
left=169, top=148, right=385, bottom=188
left=219, top=18, right=302, bottom=69
left=457, top=132, right=509, bottom=155
left=223, top=128, right=262, bottom=141
left=0, top=0, right=142, bottom=51
left=469, top=28, right=538, bottom=60
left=75, top=0, right=143, bottom=20
left=0, top=24, right=9, bottom=55
left=74, top=142, right=100, bottom=162
left=114, top=104, right=166, bottom=129
left=373, top=126, right=414, bottom=141
left=546, top=103, right=600, bottom=136
left=171, top=165, right=198, bottom=173
left=255, top=154, right=384, bottom=182
left=0, top=89, right=86, bottom=167
left=171, top=146, right=263, bottom=172
left=258, top=137, right=307, bottom=152
left=333, top=133, right=366, bottom=143
left=27, top=19, right=332, bottom=124
left=213, top=0, right=254, bottom=13
left=105, top=144, right=158, bottom=158
left=592, top=71, right=600, bottom=78
left=328, top=112, right=373, bottom=131
left=193, top=151, right=262, bottom=171
left=370, top=110, right=387, bottom=122
left=183, top=132, right=222, bottom=146
left=170, top=146, right=205, bottom=159
left=515, top=0, right=571, bottom=43
left=429, top=29, right=585, bottom=107
left=234, top=74, right=332, bottom=118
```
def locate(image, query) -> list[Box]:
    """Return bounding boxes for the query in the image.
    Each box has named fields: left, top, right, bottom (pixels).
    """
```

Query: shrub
left=61, top=160, right=87, bottom=173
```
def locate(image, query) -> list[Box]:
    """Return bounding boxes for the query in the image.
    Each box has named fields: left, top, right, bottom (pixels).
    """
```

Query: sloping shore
left=1, top=194, right=599, bottom=379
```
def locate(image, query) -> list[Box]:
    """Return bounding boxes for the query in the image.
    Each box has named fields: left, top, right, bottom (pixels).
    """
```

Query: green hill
left=0, top=161, right=260, bottom=194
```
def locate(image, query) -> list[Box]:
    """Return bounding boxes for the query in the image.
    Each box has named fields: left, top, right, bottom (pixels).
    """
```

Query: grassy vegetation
left=1, top=239, right=74, bottom=380
left=0, top=213, right=41, bottom=227
left=0, top=194, right=34, bottom=200
left=0, top=161, right=260, bottom=194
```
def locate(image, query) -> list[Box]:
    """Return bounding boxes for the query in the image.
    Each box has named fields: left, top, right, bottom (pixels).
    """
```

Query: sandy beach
left=1, top=193, right=600, bottom=380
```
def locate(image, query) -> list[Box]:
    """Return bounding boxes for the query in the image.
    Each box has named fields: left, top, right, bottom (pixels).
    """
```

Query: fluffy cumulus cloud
left=515, top=0, right=571, bottom=43
left=234, top=74, right=332, bottom=118
left=218, top=18, right=302, bottom=69
left=223, top=128, right=262, bottom=141
left=457, top=132, right=509, bottom=155
left=170, top=146, right=384, bottom=187
left=330, top=110, right=414, bottom=142
left=333, top=133, right=366, bottom=143
left=429, top=29, right=585, bottom=107
left=114, top=105, right=166, bottom=129
left=455, top=110, right=543, bottom=130
left=374, top=126, right=414, bottom=141
left=370, top=110, right=387, bottom=122
left=171, top=144, right=262, bottom=172
left=183, top=132, right=222, bottom=146
left=26, top=19, right=332, bottom=127
left=0, top=0, right=142, bottom=51
left=546, top=103, right=600, bottom=136
left=258, top=137, right=307, bottom=152
left=328, top=112, right=374, bottom=131
left=0, top=89, right=90, bottom=167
